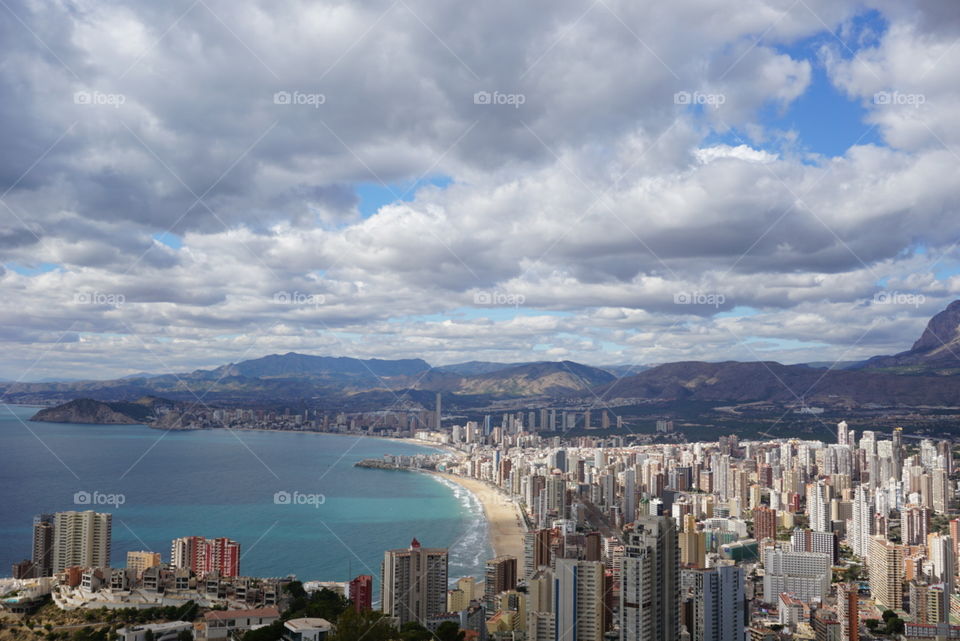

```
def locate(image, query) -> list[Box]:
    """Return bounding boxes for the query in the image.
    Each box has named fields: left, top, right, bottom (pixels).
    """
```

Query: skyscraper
left=555, top=559, right=606, bottom=641
left=806, top=481, right=829, bottom=533
left=753, top=506, right=777, bottom=543
left=837, top=583, right=859, bottom=641
left=762, top=548, right=831, bottom=604
left=484, top=556, right=518, bottom=610
left=691, top=564, right=744, bottom=641
left=382, top=538, right=448, bottom=625
left=620, top=515, right=679, bottom=641
left=32, top=514, right=54, bottom=577
left=868, top=536, right=904, bottom=610
left=52, top=510, right=112, bottom=573
left=849, top=484, right=872, bottom=558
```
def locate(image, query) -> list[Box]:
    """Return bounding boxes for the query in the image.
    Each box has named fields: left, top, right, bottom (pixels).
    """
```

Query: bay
left=0, top=404, right=490, bottom=587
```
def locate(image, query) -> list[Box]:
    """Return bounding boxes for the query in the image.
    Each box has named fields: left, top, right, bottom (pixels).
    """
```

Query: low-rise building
left=283, top=617, right=333, bottom=641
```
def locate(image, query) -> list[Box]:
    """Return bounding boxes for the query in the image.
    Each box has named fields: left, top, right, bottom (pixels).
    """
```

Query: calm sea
left=0, top=404, right=490, bottom=586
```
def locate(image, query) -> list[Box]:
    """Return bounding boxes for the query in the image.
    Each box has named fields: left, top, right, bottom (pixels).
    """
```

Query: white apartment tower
left=52, top=510, right=112, bottom=572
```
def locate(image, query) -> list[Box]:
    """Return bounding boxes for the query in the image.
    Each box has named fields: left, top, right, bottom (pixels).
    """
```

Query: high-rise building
left=555, top=559, right=606, bottom=641
left=691, top=564, right=744, bottom=641
left=790, top=528, right=838, bottom=564
left=620, top=516, right=679, bottom=641
left=903, top=505, right=930, bottom=546
left=753, top=506, right=777, bottom=543
left=382, top=538, right=448, bottom=625
left=348, top=574, right=373, bottom=612
left=171, top=536, right=241, bottom=577
left=806, top=481, right=829, bottom=533
left=849, top=484, right=872, bottom=558
left=484, top=556, right=518, bottom=610
left=836, top=583, right=859, bottom=641
left=32, top=514, right=54, bottom=577
left=525, top=529, right=552, bottom=579
left=868, top=536, right=904, bottom=610
left=125, top=551, right=161, bottom=577
left=679, top=514, right=705, bottom=568
left=52, top=511, right=112, bottom=572
left=435, top=393, right=442, bottom=430
left=762, top=548, right=831, bottom=605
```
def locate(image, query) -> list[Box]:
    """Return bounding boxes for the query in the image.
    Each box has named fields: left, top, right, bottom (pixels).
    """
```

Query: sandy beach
left=436, top=473, right=527, bottom=573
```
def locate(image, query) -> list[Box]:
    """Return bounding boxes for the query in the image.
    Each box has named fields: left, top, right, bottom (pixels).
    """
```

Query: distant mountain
left=202, top=352, right=431, bottom=380
left=13, top=302, right=960, bottom=412
left=1, top=353, right=612, bottom=406
left=598, top=364, right=652, bottom=378
left=596, top=360, right=960, bottom=406
left=456, top=361, right=616, bottom=396
left=434, top=361, right=535, bottom=376
left=858, top=300, right=960, bottom=372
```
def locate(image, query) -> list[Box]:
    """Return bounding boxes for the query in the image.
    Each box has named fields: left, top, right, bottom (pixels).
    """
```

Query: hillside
left=858, top=300, right=960, bottom=372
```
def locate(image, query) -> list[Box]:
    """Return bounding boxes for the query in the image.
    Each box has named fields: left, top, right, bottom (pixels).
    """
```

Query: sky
left=1, top=0, right=960, bottom=381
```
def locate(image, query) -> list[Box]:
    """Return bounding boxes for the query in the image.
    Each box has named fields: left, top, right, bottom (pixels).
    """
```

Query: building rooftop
left=284, top=617, right=333, bottom=631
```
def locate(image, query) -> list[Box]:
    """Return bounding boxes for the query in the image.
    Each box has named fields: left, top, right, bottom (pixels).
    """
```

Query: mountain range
left=12, top=300, right=960, bottom=415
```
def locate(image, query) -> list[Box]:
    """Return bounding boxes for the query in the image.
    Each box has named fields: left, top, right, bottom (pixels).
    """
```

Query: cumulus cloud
left=0, top=0, right=958, bottom=379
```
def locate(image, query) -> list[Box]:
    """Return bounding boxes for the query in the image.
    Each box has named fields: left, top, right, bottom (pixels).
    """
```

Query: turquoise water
left=0, top=404, right=490, bottom=584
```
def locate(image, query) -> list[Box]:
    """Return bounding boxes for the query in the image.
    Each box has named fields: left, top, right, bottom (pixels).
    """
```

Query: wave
left=427, top=474, right=492, bottom=582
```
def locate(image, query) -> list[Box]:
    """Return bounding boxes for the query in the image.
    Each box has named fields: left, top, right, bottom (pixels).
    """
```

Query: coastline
left=430, top=472, right=527, bottom=573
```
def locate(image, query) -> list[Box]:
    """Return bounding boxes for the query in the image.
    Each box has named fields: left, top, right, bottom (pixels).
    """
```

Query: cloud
left=0, top=0, right=957, bottom=379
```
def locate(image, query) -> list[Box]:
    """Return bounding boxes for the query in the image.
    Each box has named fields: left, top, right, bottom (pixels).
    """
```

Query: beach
left=436, top=473, right=527, bottom=573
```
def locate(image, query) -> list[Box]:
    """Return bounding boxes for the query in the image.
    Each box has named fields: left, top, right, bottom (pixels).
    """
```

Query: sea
left=0, top=404, right=491, bottom=588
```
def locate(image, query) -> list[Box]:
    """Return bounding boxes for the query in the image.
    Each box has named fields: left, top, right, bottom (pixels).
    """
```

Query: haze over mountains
left=11, top=300, right=960, bottom=414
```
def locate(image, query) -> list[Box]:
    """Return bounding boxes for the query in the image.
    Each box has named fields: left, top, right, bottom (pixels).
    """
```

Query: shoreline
left=429, top=472, right=527, bottom=573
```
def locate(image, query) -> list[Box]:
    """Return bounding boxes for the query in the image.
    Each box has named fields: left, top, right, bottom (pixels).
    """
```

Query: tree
left=331, top=609, right=399, bottom=641
left=435, top=621, right=464, bottom=641
left=399, top=621, right=432, bottom=641
left=177, top=631, right=193, bottom=641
